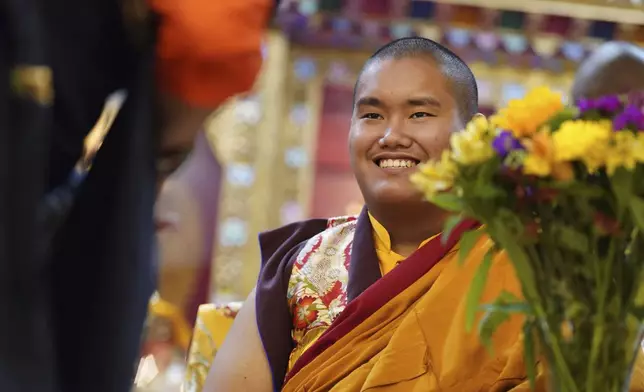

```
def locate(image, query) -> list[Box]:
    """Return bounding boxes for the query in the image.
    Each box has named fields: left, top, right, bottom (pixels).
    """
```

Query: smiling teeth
left=379, top=159, right=417, bottom=168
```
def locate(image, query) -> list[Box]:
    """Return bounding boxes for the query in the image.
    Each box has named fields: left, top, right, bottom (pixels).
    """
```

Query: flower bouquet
left=411, top=87, right=644, bottom=392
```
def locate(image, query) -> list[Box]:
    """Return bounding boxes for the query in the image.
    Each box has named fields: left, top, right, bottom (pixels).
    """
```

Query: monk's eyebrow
left=407, top=96, right=441, bottom=108
left=355, top=96, right=384, bottom=108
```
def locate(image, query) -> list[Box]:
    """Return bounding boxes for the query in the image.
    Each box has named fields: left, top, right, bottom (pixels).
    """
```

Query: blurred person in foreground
left=0, top=0, right=273, bottom=391
left=206, top=37, right=644, bottom=392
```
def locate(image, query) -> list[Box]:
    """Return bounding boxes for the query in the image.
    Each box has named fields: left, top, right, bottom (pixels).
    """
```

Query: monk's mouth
left=374, top=158, right=420, bottom=170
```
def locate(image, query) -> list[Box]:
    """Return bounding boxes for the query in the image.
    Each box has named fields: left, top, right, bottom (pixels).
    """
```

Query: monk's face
left=349, top=56, right=460, bottom=207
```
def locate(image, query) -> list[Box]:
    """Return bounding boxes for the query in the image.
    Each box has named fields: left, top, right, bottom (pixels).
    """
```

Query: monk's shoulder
left=290, top=215, right=359, bottom=266
left=258, top=219, right=328, bottom=266
left=257, top=215, right=358, bottom=274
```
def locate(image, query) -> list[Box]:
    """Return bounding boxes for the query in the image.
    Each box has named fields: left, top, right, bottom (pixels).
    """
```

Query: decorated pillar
left=273, top=52, right=325, bottom=226
left=207, top=31, right=299, bottom=301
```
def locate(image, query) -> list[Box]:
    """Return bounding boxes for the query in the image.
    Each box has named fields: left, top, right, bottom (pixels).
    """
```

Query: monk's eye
left=360, top=113, right=384, bottom=120
left=410, top=112, right=434, bottom=119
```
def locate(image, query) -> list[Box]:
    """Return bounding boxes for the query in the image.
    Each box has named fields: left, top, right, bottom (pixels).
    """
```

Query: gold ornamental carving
left=206, top=31, right=291, bottom=301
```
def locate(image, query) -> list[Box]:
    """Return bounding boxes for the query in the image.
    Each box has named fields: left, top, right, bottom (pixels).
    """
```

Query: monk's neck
left=368, top=205, right=448, bottom=257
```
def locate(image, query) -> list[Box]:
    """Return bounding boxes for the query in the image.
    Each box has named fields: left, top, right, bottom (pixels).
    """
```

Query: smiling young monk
left=205, top=38, right=644, bottom=392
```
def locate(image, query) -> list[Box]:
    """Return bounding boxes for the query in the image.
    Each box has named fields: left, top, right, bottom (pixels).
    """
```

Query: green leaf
left=430, top=193, right=463, bottom=212
left=442, top=214, right=464, bottom=245
left=458, top=229, right=485, bottom=265
left=475, top=158, right=502, bottom=183
left=470, top=183, right=505, bottom=200
left=478, top=310, right=511, bottom=354
left=630, top=196, right=644, bottom=234
left=464, top=249, right=495, bottom=332
left=489, top=220, right=539, bottom=302
left=630, top=306, right=644, bottom=322
left=478, top=292, right=529, bottom=353
left=480, top=290, right=526, bottom=310
left=612, top=167, right=634, bottom=215
left=523, top=321, right=538, bottom=390
left=551, top=224, right=589, bottom=254
left=546, top=107, right=578, bottom=131
left=495, top=209, right=525, bottom=238
left=634, top=276, right=644, bottom=306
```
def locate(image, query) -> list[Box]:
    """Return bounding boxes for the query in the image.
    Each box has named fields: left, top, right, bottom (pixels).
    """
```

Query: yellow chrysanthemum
left=490, top=87, right=564, bottom=138
left=605, top=132, right=644, bottom=175
left=450, top=116, right=494, bottom=165
left=411, top=150, right=457, bottom=199
left=552, top=120, right=611, bottom=173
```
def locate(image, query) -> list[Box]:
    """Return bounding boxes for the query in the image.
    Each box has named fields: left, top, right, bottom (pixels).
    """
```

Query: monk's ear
left=454, top=112, right=483, bottom=132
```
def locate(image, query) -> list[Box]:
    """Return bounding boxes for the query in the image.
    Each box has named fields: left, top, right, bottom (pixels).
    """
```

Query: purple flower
left=577, top=95, right=623, bottom=114
left=596, top=95, right=623, bottom=112
left=492, top=130, right=523, bottom=157
left=613, top=105, right=644, bottom=131
left=577, top=98, right=596, bottom=113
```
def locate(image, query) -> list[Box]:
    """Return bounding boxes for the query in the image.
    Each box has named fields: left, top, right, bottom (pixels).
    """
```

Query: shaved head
left=572, top=41, right=644, bottom=100
left=354, top=37, right=478, bottom=124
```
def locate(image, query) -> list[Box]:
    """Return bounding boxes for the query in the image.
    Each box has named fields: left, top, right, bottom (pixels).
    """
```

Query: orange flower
left=522, top=129, right=573, bottom=181
left=522, top=130, right=554, bottom=177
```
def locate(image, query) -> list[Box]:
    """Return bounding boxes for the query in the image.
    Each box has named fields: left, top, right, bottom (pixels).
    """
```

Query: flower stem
left=533, top=304, right=579, bottom=392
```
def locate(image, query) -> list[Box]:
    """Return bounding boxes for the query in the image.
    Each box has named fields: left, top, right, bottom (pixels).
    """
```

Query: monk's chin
left=369, top=189, right=428, bottom=207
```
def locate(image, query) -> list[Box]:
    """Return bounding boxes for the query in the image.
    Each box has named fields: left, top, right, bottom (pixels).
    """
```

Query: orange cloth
left=282, top=235, right=644, bottom=391
left=149, top=0, right=272, bottom=107
left=368, top=212, right=436, bottom=275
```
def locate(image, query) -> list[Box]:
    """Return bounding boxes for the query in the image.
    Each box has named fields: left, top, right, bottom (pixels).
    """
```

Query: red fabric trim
left=284, top=219, right=480, bottom=382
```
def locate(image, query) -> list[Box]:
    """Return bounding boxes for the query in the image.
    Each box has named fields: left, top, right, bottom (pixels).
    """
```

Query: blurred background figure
left=0, top=1, right=272, bottom=392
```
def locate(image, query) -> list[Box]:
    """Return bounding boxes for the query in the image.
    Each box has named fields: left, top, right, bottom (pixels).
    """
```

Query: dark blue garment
left=38, top=168, right=88, bottom=261
left=0, top=0, right=157, bottom=391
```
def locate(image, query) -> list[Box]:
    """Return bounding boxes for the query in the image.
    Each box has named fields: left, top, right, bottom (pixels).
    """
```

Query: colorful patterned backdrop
left=206, top=0, right=642, bottom=301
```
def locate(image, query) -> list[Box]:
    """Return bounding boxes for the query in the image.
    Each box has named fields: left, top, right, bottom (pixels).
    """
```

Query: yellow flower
left=465, top=114, right=490, bottom=137
left=522, top=129, right=574, bottom=181
left=450, top=116, right=494, bottom=165
left=490, top=87, right=564, bottom=138
left=605, top=132, right=644, bottom=175
left=411, top=150, right=457, bottom=199
left=552, top=120, right=611, bottom=173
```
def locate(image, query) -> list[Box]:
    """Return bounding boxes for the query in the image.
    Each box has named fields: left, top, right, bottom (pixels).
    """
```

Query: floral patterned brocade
left=286, top=215, right=358, bottom=371
left=182, top=302, right=243, bottom=392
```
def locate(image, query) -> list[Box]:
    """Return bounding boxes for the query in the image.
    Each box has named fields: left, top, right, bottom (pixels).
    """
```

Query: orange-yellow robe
left=280, top=222, right=644, bottom=391
left=251, top=207, right=644, bottom=391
